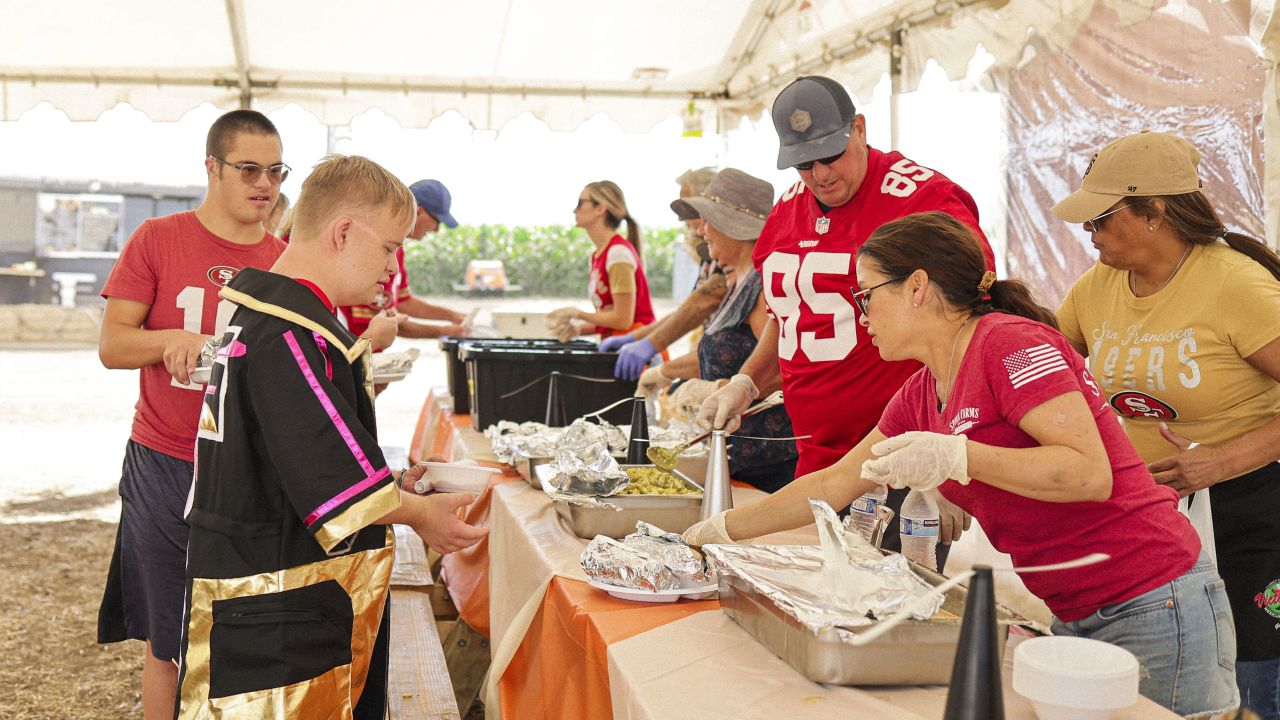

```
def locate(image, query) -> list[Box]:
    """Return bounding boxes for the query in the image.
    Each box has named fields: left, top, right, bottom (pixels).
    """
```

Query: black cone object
left=942, top=565, right=1004, bottom=720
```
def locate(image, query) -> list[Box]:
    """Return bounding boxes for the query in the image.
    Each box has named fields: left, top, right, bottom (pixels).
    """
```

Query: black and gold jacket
left=176, top=268, right=400, bottom=719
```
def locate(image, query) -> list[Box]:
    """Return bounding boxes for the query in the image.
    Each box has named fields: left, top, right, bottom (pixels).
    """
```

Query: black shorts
left=98, top=440, right=194, bottom=662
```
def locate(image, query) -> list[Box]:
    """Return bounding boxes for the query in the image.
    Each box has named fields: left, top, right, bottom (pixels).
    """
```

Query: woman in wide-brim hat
left=637, top=168, right=799, bottom=492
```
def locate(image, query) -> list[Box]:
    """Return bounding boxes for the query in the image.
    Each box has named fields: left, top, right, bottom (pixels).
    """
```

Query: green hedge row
left=403, top=225, right=679, bottom=298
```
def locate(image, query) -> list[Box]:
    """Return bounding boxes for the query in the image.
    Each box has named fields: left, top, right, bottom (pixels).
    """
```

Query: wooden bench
left=389, top=524, right=462, bottom=720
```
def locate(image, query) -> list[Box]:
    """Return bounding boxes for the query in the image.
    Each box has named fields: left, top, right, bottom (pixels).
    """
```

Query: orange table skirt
left=499, top=576, right=719, bottom=719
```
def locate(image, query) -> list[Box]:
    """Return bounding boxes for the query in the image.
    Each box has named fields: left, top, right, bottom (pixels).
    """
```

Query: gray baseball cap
left=771, top=76, right=856, bottom=170
left=685, top=168, right=774, bottom=241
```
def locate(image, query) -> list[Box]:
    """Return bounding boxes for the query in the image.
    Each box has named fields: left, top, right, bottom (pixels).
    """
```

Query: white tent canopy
left=3, top=0, right=1278, bottom=296
left=9, top=0, right=1265, bottom=131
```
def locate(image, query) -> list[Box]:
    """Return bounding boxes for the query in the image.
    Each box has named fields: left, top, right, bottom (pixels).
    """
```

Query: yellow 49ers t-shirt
left=1057, top=242, right=1280, bottom=469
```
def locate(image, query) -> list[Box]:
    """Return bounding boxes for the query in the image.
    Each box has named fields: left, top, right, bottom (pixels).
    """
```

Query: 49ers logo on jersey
left=1109, top=391, right=1177, bottom=420
left=207, top=266, right=239, bottom=287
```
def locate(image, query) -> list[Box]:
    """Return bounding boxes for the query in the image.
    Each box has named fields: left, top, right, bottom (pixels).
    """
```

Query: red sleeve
left=982, top=321, right=1084, bottom=427
left=876, top=370, right=929, bottom=437
left=101, top=220, right=159, bottom=305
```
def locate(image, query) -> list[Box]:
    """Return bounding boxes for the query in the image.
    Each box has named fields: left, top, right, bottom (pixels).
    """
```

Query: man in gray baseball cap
left=685, top=75, right=995, bottom=568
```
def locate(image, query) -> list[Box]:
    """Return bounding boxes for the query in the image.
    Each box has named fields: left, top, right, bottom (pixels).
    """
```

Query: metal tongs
left=646, top=390, right=785, bottom=470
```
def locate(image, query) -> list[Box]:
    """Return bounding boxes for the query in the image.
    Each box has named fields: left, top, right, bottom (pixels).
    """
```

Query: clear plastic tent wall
left=998, top=0, right=1264, bottom=306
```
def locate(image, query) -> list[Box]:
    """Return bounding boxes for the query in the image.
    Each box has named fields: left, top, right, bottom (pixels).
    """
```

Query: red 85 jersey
left=752, top=148, right=990, bottom=474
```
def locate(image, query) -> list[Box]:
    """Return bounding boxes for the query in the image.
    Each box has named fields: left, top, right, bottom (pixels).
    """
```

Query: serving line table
left=409, top=389, right=1178, bottom=720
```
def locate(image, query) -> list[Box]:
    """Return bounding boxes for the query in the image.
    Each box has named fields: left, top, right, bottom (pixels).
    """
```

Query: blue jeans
left=1238, top=657, right=1280, bottom=720
left=1051, top=553, right=1238, bottom=718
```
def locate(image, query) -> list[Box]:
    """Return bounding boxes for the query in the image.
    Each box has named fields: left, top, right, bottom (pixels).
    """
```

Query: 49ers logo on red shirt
left=1109, top=391, right=1178, bottom=420
left=207, top=266, right=239, bottom=287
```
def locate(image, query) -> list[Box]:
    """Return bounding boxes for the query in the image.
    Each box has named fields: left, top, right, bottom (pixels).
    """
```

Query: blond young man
left=174, top=155, right=486, bottom=719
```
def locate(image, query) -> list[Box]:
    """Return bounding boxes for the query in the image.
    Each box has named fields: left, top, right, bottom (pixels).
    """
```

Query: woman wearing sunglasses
left=684, top=210, right=1238, bottom=718
left=1055, top=130, right=1280, bottom=718
left=548, top=180, right=655, bottom=342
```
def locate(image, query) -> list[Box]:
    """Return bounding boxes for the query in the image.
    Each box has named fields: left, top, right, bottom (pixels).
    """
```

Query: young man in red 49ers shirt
left=696, top=76, right=995, bottom=562
left=95, top=110, right=400, bottom=720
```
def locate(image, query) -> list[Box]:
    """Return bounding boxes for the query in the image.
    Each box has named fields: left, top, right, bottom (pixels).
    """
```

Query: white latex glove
left=671, top=378, right=719, bottom=418
left=636, top=365, right=670, bottom=397
left=694, top=373, right=758, bottom=433
left=681, top=510, right=732, bottom=547
left=861, top=431, right=970, bottom=492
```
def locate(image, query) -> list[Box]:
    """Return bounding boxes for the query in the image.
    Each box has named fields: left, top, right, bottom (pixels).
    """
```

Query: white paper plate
left=585, top=577, right=718, bottom=603
left=372, top=370, right=410, bottom=384
left=190, top=366, right=212, bottom=385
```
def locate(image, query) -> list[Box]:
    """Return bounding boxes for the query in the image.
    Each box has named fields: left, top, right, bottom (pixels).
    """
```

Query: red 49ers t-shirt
left=754, top=147, right=993, bottom=476
left=878, top=313, right=1198, bottom=621
left=102, top=211, right=286, bottom=462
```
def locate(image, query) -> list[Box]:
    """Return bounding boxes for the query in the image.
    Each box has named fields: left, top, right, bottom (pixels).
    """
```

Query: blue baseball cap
left=409, top=179, right=458, bottom=228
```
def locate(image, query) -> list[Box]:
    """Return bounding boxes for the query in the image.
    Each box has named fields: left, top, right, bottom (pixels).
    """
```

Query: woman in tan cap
left=635, top=168, right=798, bottom=492
left=547, top=180, right=656, bottom=342
left=1055, top=130, right=1280, bottom=717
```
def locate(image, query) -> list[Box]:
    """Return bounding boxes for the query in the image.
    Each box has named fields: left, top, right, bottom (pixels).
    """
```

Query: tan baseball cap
left=1052, top=130, right=1203, bottom=223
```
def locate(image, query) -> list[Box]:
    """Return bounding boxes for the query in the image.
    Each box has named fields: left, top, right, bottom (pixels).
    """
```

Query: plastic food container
left=418, top=461, right=501, bottom=494
left=1012, top=636, right=1139, bottom=720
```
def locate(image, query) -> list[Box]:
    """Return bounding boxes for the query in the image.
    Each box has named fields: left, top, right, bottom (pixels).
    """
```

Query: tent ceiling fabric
left=0, top=0, right=1274, bottom=132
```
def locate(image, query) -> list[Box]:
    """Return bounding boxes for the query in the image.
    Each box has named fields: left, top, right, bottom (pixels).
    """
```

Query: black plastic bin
left=439, top=337, right=594, bottom=414
left=463, top=344, right=638, bottom=430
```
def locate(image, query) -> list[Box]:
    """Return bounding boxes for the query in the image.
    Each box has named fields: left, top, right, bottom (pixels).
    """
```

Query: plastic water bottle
left=848, top=484, right=889, bottom=541
left=900, top=489, right=940, bottom=571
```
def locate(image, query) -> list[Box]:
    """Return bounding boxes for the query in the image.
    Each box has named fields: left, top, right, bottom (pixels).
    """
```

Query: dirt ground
left=0, top=296, right=677, bottom=718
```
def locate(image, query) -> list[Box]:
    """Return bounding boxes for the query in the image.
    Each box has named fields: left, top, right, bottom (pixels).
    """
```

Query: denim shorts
left=1051, top=552, right=1239, bottom=719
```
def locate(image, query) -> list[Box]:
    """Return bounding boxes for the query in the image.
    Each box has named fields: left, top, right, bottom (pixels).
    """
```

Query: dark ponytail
left=1129, top=193, right=1280, bottom=282
left=860, top=211, right=1058, bottom=329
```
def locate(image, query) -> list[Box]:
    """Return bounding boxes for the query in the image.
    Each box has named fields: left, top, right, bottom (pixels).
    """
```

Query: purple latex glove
left=598, top=334, right=634, bottom=353
left=614, top=338, right=657, bottom=380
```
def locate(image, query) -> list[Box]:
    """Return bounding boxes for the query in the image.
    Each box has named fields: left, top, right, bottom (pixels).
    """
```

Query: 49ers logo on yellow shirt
left=1109, top=391, right=1178, bottom=420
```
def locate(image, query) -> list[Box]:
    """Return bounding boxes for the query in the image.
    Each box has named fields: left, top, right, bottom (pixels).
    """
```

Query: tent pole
left=889, top=27, right=903, bottom=152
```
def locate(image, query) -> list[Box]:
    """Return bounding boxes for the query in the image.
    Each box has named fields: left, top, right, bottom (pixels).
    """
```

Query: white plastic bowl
left=1012, top=636, right=1139, bottom=720
left=421, top=461, right=500, bottom=494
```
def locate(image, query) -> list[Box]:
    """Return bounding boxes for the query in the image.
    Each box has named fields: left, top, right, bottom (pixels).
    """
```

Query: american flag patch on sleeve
left=1002, top=343, right=1069, bottom=389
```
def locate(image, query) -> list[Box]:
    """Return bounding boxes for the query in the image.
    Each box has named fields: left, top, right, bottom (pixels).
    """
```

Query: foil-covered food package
left=703, top=500, right=943, bottom=634
left=548, top=444, right=627, bottom=495
left=197, top=336, right=222, bottom=369
left=485, top=421, right=561, bottom=463
left=560, top=418, right=627, bottom=455
left=580, top=521, right=713, bottom=591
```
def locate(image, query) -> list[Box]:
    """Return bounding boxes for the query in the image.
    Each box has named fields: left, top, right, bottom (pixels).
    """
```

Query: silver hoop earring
left=913, top=302, right=919, bottom=308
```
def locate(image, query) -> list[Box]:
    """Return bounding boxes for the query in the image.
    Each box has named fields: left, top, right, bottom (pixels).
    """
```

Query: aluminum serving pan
left=710, top=544, right=1026, bottom=686
left=512, top=448, right=555, bottom=487
left=518, top=449, right=629, bottom=488
left=538, top=464, right=703, bottom=539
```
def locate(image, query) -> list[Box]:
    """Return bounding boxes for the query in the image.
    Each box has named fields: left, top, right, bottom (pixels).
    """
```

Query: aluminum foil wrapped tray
left=580, top=522, right=714, bottom=592
left=538, top=463, right=703, bottom=539
left=705, top=543, right=1025, bottom=686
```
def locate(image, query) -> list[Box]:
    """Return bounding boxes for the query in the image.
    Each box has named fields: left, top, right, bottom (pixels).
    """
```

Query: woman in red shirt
left=685, top=211, right=1238, bottom=718
left=548, top=181, right=655, bottom=341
